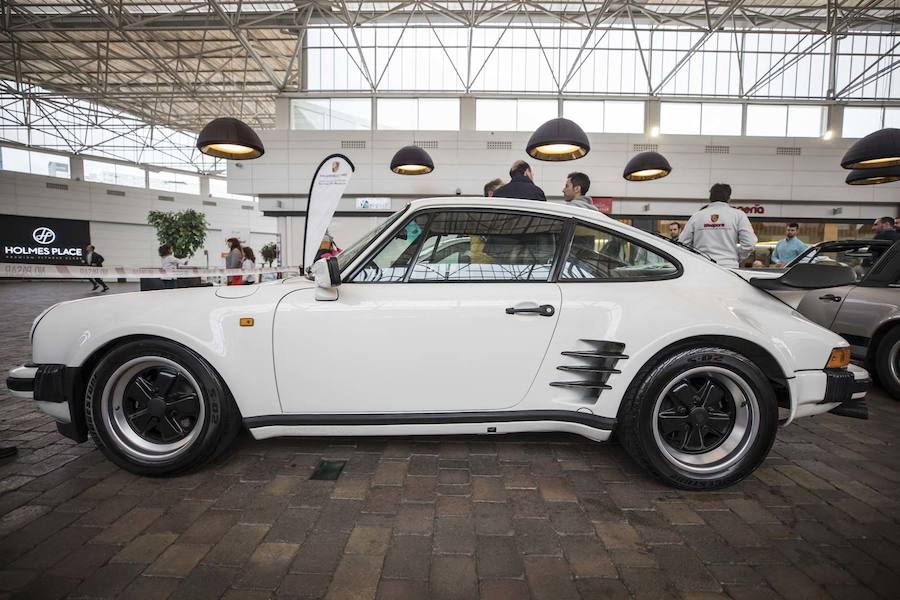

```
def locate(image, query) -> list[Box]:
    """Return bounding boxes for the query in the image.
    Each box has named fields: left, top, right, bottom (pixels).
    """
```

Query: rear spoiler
left=749, top=263, right=857, bottom=291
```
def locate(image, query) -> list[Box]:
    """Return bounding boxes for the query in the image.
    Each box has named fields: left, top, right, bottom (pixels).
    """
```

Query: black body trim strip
left=244, top=410, right=616, bottom=431
left=5, top=377, right=34, bottom=393
left=557, top=366, right=621, bottom=374
left=549, top=381, right=613, bottom=390
left=561, top=351, right=629, bottom=359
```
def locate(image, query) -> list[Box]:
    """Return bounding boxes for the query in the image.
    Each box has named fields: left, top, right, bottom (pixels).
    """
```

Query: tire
left=874, top=327, right=900, bottom=400
left=85, top=339, right=241, bottom=476
left=617, top=346, right=778, bottom=490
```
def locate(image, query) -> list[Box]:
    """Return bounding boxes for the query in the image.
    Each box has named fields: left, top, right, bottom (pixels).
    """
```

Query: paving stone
left=434, top=516, right=475, bottom=555
left=119, top=575, right=183, bottom=600
left=473, top=502, right=513, bottom=536
left=376, top=579, right=428, bottom=600
left=593, top=520, right=641, bottom=549
left=145, top=543, right=213, bottom=577
left=202, top=522, right=270, bottom=566
left=515, top=518, right=562, bottom=556
left=234, top=542, right=300, bottom=590
left=48, top=542, right=119, bottom=579
left=382, top=534, right=432, bottom=580
left=574, top=578, right=631, bottom=600
left=291, top=529, right=351, bottom=574
left=373, top=461, right=407, bottom=486
left=323, top=554, right=383, bottom=600
left=475, top=535, right=524, bottom=578
left=90, top=506, right=165, bottom=545
left=559, top=534, right=617, bottom=578
left=17, top=574, right=81, bottom=600
left=524, top=556, right=579, bottom=600
left=265, top=506, right=319, bottom=544
left=277, top=572, right=332, bottom=599
left=11, top=524, right=100, bottom=570
left=471, top=476, right=505, bottom=502
left=71, top=563, right=144, bottom=598
left=344, top=525, right=392, bottom=556
left=395, top=503, right=434, bottom=535
left=429, top=555, right=478, bottom=600
left=113, top=532, right=180, bottom=564
left=169, top=565, right=239, bottom=600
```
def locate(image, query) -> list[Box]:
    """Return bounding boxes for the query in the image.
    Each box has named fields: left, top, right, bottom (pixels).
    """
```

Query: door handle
left=505, top=304, right=555, bottom=317
left=818, top=294, right=842, bottom=302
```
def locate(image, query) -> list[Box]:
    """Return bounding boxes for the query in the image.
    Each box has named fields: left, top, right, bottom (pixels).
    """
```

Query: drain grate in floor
left=309, top=459, right=347, bottom=481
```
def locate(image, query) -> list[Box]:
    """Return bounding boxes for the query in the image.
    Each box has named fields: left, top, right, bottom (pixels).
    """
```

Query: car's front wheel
left=85, top=339, right=241, bottom=476
left=617, top=346, right=778, bottom=490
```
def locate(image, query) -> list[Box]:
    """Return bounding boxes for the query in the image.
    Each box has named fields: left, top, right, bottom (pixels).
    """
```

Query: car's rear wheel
left=85, top=339, right=241, bottom=476
left=617, top=346, right=778, bottom=490
left=875, top=327, right=900, bottom=400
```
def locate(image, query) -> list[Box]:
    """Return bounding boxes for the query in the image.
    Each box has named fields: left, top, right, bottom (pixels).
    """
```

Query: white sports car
left=7, top=198, right=870, bottom=489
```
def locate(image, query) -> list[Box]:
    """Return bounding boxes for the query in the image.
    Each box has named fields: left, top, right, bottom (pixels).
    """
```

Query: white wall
left=229, top=129, right=900, bottom=206
left=0, top=170, right=278, bottom=269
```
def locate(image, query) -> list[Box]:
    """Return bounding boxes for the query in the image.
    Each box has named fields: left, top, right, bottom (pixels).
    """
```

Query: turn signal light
left=239, top=317, right=254, bottom=327
left=826, top=347, right=850, bottom=369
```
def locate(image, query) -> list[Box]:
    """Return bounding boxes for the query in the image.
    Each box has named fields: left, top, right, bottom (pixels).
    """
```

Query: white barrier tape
left=0, top=262, right=302, bottom=279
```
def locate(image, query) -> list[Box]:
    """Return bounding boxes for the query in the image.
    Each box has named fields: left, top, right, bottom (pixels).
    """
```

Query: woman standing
left=226, top=238, right=243, bottom=285
left=242, top=247, right=257, bottom=284
left=159, top=244, right=187, bottom=289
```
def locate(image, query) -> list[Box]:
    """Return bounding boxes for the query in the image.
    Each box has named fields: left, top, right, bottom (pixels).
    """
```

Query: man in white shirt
left=679, top=183, right=758, bottom=268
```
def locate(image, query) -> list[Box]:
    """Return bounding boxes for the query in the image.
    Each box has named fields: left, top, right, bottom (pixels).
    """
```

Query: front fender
left=31, top=287, right=285, bottom=418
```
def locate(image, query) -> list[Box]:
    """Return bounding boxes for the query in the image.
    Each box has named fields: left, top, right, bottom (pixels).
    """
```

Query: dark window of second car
left=560, top=224, right=679, bottom=280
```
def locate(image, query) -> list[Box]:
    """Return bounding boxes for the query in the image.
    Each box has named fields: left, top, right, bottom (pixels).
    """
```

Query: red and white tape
left=0, top=262, right=301, bottom=279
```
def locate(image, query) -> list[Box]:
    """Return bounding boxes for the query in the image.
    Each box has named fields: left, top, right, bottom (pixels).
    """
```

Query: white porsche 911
left=7, top=198, right=870, bottom=489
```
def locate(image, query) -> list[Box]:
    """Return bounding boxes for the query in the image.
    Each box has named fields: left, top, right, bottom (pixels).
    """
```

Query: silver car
left=785, top=240, right=900, bottom=399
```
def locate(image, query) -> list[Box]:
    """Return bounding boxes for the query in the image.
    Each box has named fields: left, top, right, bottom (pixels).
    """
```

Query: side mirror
left=313, top=257, right=341, bottom=301
left=750, top=263, right=857, bottom=291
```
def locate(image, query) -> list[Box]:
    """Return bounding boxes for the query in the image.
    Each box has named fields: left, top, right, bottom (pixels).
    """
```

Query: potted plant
left=146, top=209, right=208, bottom=290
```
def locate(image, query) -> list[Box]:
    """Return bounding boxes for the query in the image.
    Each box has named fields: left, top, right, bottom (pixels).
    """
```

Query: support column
left=645, top=98, right=660, bottom=136
left=460, top=97, right=476, bottom=131
left=70, top=155, right=84, bottom=181
left=274, top=97, right=291, bottom=130
left=826, top=105, right=844, bottom=139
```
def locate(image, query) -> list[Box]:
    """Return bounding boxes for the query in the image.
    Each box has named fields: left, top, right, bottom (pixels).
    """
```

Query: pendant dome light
left=526, top=118, right=590, bottom=161
left=623, top=151, right=672, bottom=181
left=390, top=145, right=434, bottom=175
left=196, top=117, right=265, bottom=160
left=845, top=165, right=900, bottom=185
left=840, top=128, right=900, bottom=169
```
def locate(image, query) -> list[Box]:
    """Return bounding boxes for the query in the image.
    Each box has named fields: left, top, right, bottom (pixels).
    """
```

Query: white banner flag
left=303, top=154, right=355, bottom=268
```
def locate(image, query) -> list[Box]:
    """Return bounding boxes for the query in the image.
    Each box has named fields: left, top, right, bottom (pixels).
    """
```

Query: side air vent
left=203, top=200, right=217, bottom=206
left=633, top=143, right=658, bottom=152
left=487, top=141, right=512, bottom=150
left=46, top=182, right=68, bottom=191
left=776, top=146, right=801, bottom=156
left=414, top=140, right=439, bottom=149
left=341, top=140, right=366, bottom=149
left=705, top=145, right=730, bottom=154
left=552, top=340, right=628, bottom=397
left=106, top=189, right=125, bottom=197
left=157, top=195, right=174, bottom=202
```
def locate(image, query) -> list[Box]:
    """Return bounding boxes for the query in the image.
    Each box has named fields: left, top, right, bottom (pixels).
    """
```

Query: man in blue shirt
left=771, top=222, right=807, bottom=267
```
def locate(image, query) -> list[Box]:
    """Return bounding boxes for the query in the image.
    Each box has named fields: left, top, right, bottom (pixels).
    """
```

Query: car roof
left=408, top=196, right=618, bottom=223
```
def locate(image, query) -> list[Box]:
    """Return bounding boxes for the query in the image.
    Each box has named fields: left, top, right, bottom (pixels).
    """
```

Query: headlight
left=825, top=347, right=850, bottom=369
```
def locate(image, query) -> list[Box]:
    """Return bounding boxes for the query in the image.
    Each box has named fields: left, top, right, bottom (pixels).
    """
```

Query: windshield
left=789, top=243, right=887, bottom=281
left=336, top=206, right=409, bottom=272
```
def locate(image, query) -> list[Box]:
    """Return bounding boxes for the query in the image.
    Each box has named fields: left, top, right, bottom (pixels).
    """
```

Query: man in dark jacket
left=84, top=244, right=109, bottom=292
left=873, top=216, right=900, bottom=242
left=492, top=160, right=546, bottom=201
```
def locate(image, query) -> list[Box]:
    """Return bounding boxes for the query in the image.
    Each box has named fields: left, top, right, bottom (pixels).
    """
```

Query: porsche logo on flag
left=710, top=214, right=719, bottom=223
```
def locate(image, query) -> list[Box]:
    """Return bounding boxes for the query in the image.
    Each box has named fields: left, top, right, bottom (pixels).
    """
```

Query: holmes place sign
left=1, top=215, right=91, bottom=264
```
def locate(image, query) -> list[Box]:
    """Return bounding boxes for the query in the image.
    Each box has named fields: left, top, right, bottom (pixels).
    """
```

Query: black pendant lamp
left=196, top=117, right=265, bottom=160
left=623, top=151, right=672, bottom=181
left=390, top=145, right=434, bottom=175
left=840, top=128, right=900, bottom=169
left=526, top=117, right=590, bottom=161
left=845, top=165, right=900, bottom=185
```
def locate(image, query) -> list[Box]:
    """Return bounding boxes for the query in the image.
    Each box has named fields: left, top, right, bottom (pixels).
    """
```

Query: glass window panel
left=330, top=99, right=371, bottom=130
left=660, top=102, right=701, bottom=135
left=700, top=103, right=742, bottom=135
left=842, top=107, right=882, bottom=138
left=885, top=108, right=900, bottom=128
left=746, top=105, right=787, bottom=136
left=409, top=211, right=564, bottom=282
left=560, top=224, right=678, bottom=280
left=0, top=146, right=29, bottom=174
left=516, top=100, right=557, bottom=132
left=377, top=98, right=417, bottom=129
left=84, top=159, right=118, bottom=185
left=210, top=177, right=254, bottom=201
left=476, top=99, right=516, bottom=131
left=352, top=214, right=431, bottom=282
left=149, top=170, right=199, bottom=195
left=25, top=150, right=69, bottom=178
left=787, top=105, right=823, bottom=137
left=563, top=100, right=604, bottom=133
left=291, top=99, right=329, bottom=130
left=418, top=99, right=459, bottom=130
left=114, top=164, right=147, bottom=188
left=604, top=101, right=644, bottom=134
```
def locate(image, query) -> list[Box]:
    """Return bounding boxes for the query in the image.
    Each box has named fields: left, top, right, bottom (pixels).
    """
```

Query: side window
left=351, top=215, right=429, bottom=282
left=561, top=224, right=678, bottom=280
left=409, top=212, right=564, bottom=282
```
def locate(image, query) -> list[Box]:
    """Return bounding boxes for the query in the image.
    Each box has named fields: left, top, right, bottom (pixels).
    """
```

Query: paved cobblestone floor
left=1, top=281, right=899, bottom=600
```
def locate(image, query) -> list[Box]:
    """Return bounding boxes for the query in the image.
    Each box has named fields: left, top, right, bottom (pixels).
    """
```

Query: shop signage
left=0, top=215, right=91, bottom=264
left=591, top=196, right=613, bottom=213
left=356, top=197, right=391, bottom=210
left=734, top=204, right=765, bottom=215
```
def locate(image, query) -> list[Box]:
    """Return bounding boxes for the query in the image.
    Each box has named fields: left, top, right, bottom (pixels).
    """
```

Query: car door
left=796, top=284, right=855, bottom=329
left=273, top=209, right=565, bottom=414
